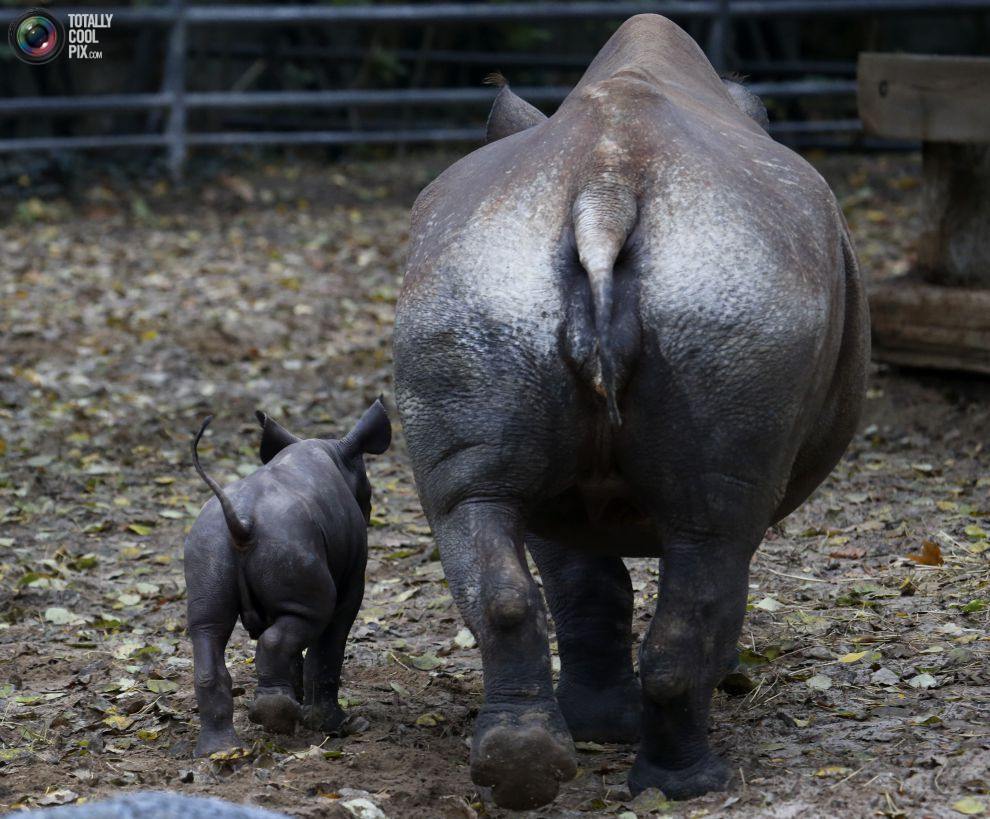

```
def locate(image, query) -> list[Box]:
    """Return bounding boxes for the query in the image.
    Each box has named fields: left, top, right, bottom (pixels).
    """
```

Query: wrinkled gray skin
left=14, top=792, right=288, bottom=819
left=184, top=399, right=391, bottom=757
left=393, top=14, right=868, bottom=811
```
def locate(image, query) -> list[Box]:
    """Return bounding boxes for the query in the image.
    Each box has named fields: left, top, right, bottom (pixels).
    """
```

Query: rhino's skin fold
left=393, top=14, right=868, bottom=811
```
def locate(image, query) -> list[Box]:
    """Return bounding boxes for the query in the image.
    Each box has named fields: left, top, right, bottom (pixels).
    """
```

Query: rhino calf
left=394, top=13, right=867, bottom=810
left=184, top=399, right=390, bottom=756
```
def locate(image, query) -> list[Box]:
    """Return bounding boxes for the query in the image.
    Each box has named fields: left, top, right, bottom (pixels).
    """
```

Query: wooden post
left=917, top=142, right=990, bottom=288
left=858, top=52, right=990, bottom=374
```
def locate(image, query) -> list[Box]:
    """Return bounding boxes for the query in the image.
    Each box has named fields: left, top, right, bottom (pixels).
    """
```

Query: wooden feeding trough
left=858, top=52, right=990, bottom=375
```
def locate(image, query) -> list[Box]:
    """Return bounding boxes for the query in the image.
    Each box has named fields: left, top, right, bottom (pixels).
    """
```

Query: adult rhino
left=394, top=14, right=868, bottom=810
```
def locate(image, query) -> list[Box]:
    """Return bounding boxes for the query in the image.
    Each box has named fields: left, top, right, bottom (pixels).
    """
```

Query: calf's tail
left=192, top=416, right=252, bottom=547
left=192, top=416, right=265, bottom=638
left=572, top=182, right=638, bottom=426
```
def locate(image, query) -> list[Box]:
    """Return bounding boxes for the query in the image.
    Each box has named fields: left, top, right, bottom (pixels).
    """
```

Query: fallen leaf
left=815, top=765, right=851, bottom=777
left=806, top=674, right=833, bottom=691
left=953, top=797, right=985, bottom=816
left=829, top=545, right=866, bottom=560
left=44, top=607, right=83, bottom=625
left=127, top=522, right=154, bottom=536
left=453, top=628, right=476, bottom=649
left=907, top=540, right=944, bottom=566
left=871, top=667, right=899, bottom=686
left=37, top=789, right=78, bottom=806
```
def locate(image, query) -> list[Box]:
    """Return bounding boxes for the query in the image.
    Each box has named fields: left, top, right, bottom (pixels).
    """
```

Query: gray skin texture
left=11, top=792, right=288, bottom=819
left=393, top=14, right=868, bottom=811
left=184, top=399, right=391, bottom=757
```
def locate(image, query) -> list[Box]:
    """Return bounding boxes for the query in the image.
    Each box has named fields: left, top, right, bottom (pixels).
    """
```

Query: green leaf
left=384, top=548, right=417, bottom=560
left=953, top=797, right=985, bottom=816
left=147, top=679, right=178, bottom=694
left=392, top=651, right=441, bottom=672
left=127, top=523, right=153, bottom=536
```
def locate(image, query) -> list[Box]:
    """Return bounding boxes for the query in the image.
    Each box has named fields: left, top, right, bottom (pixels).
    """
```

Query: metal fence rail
left=1, top=0, right=988, bottom=176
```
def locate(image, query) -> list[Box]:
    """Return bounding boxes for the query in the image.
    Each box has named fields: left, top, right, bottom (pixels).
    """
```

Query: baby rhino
left=184, top=398, right=391, bottom=756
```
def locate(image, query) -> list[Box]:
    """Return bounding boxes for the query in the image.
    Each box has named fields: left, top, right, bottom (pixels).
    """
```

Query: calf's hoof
left=194, top=728, right=242, bottom=758
left=249, top=689, right=301, bottom=735
left=628, top=751, right=730, bottom=800
left=301, top=703, right=346, bottom=734
left=556, top=675, right=641, bottom=744
left=470, top=703, right=577, bottom=810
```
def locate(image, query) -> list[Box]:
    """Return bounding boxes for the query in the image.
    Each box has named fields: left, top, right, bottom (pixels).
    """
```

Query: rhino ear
left=255, top=410, right=301, bottom=464
left=339, top=397, right=391, bottom=459
left=485, top=74, right=548, bottom=143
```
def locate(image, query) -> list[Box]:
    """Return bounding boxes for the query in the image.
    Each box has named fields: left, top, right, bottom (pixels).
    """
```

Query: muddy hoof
left=249, top=690, right=300, bottom=735
left=470, top=703, right=577, bottom=810
left=194, top=728, right=242, bottom=758
left=556, top=674, right=641, bottom=743
left=628, top=752, right=730, bottom=800
left=301, top=703, right=346, bottom=734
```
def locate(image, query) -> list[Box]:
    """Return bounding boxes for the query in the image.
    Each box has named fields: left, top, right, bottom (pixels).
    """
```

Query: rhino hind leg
left=432, top=500, right=576, bottom=810
left=528, top=534, right=640, bottom=743
left=629, top=535, right=756, bottom=799
left=190, top=621, right=241, bottom=757
left=301, top=585, right=363, bottom=734
left=250, top=613, right=328, bottom=735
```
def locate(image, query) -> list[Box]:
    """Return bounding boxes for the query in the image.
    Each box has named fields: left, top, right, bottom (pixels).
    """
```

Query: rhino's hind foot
left=627, top=751, right=730, bottom=800
left=556, top=675, right=641, bottom=744
left=249, top=688, right=301, bottom=735
left=471, top=703, right=577, bottom=810
left=301, top=702, right=346, bottom=734
left=194, top=727, right=242, bottom=758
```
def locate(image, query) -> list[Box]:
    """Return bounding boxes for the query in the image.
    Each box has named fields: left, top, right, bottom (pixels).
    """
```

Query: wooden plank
left=858, top=52, right=990, bottom=143
left=869, top=277, right=990, bottom=374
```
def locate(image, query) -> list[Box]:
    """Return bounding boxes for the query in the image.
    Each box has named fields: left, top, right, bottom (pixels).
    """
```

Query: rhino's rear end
left=393, top=13, right=868, bottom=810
left=397, top=80, right=864, bottom=537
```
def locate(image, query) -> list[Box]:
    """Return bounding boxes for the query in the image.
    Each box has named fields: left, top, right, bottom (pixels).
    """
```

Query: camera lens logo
left=9, top=9, right=64, bottom=65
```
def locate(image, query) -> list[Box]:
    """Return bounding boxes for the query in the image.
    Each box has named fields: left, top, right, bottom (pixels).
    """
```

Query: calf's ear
left=339, top=397, right=392, bottom=458
left=255, top=410, right=301, bottom=464
left=485, top=74, right=548, bottom=143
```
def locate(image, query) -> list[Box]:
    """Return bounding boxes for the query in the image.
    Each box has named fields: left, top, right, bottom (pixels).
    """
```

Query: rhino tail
left=192, top=416, right=253, bottom=549
left=572, top=183, right=638, bottom=426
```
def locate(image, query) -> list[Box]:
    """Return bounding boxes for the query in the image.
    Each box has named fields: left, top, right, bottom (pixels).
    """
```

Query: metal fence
left=1, top=0, right=988, bottom=177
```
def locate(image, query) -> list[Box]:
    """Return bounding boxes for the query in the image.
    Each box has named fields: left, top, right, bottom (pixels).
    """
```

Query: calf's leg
left=250, top=613, right=329, bottom=735
left=435, top=500, right=576, bottom=810
left=301, top=582, right=363, bottom=733
left=190, top=619, right=239, bottom=757
left=528, top=535, right=640, bottom=743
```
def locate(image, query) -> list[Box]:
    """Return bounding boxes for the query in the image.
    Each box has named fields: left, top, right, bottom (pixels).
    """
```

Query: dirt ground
left=0, top=151, right=988, bottom=819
